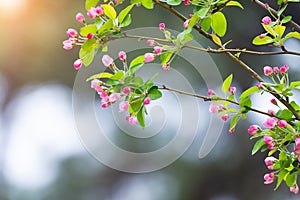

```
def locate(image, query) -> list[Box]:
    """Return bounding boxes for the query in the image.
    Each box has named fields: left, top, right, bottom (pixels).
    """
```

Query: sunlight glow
left=0, top=0, right=25, bottom=9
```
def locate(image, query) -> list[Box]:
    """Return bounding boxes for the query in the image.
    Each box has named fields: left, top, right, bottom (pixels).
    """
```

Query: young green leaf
left=251, top=137, right=265, bottom=155
left=102, top=4, right=117, bottom=19
left=222, top=74, right=233, bottom=94
left=137, top=106, right=146, bottom=128
left=80, top=24, right=98, bottom=37
left=166, top=0, right=181, bottom=6
left=118, top=4, right=134, bottom=24
left=86, top=0, right=99, bottom=10
left=212, top=34, right=222, bottom=45
left=252, top=35, right=274, bottom=45
left=226, top=1, right=244, bottom=9
left=211, top=12, right=227, bottom=37
left=239, top=86, right=259, bottom=100
left=148, top=86, right=162, bottom=100
left=276, top=169, right=289, bottom=190
left=86, top=72, right=113, bottom=81
left=286, top=172, right=297, bottom=187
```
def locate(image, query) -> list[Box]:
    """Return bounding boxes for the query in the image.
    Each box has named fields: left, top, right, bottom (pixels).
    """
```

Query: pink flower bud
left=99, top=91, right=108, bottom=99
left=209, top=104, right=223, bottom=113
left=91, top=79, right=103, bottom=92
left=63, top=38, right=76, bottom=50
left=221, top=114, right=229, bottom=121
left=118, top=51, right=126, bottom=62
left=95, top=6, right=104, bottom=15
left=184, top=0, right=191, bottom=5
left=129, top=116, right=137, bottom=126
left=143, top=97, right=151, bottom=105
left=264, top=156, right=277, bottom=170
left=264, top=172, right=274, bottom=184
left=207, top=89, right=215, bottom=96
left=248, top=125, right=261, bottom=135
left=122, top=87, right=131, bottom=95
left=268, top=143, right=275, bottom=150
left=263, top=117, right=277, bottom=128
left=67, top=28, right=78, bottom=38
left=273, top=66, right=279, bottom=74
left=263, top=66, right=273, bottom=76
left=259, top=34, right=265, bottom=39
left=264, top=135, right=273, bottom=145
left=277, top=120, right=287, bottom=128
left=125, top=114, right=130, bottom=121
left=228, top=86, right=236, bottom=94
left=183, top=20, right=189, bottom=29
left=114, top=0, right=119, bottom=3
left=109, top=93, right=121, bottom=102
left=229, top=128, right=235, bottom=134
left=102, top=55, right=114, bottom=67
left=290, top=184, right=299, bottom=194
left=256, top=83, right=262, bottom=88
left=159, top=23, right=165, bottom=30
left=144, top=53, right=155, bottom=63
left=264, top=3, right=269, bottom=8
left=73, top=59, right=82, bottom=70
left=86, top=33, right=95, bottom=39
left=76, top=13, right=86, bottom=23
left=280, top=64, right=289, bottom=74
left=87, top=7, right=98, bottom=19
left=267, top=109, right=276, bottom=115
left=295, top=137, right=300, bottom=149
left=154, top=46, right=163, bottom=55
left=270, top=98, right=277, bottom=105
left=119, top=101, right=130, bottom=112
left=101, top=102, right=109, bottom=108
left=147, top=39, right=155, bottom=46
left=162, top=63, right=170, bottom=72
left=188, top=14, right=193, bottom=18
left=262, top=16, right=272, bottom=25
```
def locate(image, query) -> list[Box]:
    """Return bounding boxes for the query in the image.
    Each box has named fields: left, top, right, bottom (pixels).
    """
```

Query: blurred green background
left=1, top=0, right=300, bottom=199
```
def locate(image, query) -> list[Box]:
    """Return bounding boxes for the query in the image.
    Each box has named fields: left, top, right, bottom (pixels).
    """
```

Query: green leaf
left=160, top=51, right=173, bottom=65
left=201, top=17, right=211, bottom=31
left=230, top=114, right=239, bottom=130
left=290, top=101, right=300, bottom=111
left=197, top=7, right=210, bottom=19
left=278, top=4, right=287, bottom=17
left=276, top=109, right=293, bottom=120
left=212, top=34, right=222, bottom=45
left=239, top=97, right=252, bottom=113
left=279, top=150, right=287, bottom=160
left=141, top=0, right=154, bottom=9
left=262, top=24, right=277, bottom=37
left=222, top=74, right=233, bottom=94
left=283, top=31, right=300, bottom=42
left=281, top=16, right=292, bottom=24
left=251, top=138, right=265, bottom=155
left=276, top=169, right=289, bottom=190
left=118, top=4, right=134, bottom=24
left=188, top=13, right=200, bottom=29
left=80, top=50, right=94, bottom=66
left=211, top=12, right=227, bottom=37
left=120, top=14, right=132, bottom=27
left=110, top=71, right=125, bottom=81
left=290, top=81, right=300, bottom=89
left=239, top=86, right=259, bottom=100
left=252, top=35, right=274, bottom=45
left=86, top=0, right=99, bottom=10
left=79, top=39, right=98, bottom=66
left=98, top=19, right=114, bottom=36
left=274, top=25, right=286, bottom=37
left=80, top=24, right=98, bottom=36
left=86, top=72, right=113, bottom=81
left=102, top=4, right=117, bottom=19
left=226, top=1, right=244, bottom=9
left=286, top=172, right=297, bottom=187
left=129, top=99, right=143, bottom=113
left=148, top=86, right=162, bottom=100
left=166, top=0, right=181, bottom=6
left=137, top=106, right=146, bottom=128
left=129, top=76, right=144, bottom=87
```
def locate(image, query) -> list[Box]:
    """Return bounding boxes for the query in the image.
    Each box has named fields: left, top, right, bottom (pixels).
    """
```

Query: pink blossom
left=122, top=87, right=131, bottom=95
left=262, top=16, right=272, bottom=25
left=183, top=20, right=189, bottom=29
left=295, top=137, right=300, bottom=149
left=248, top=125, right=260, bottom=135
left=118, top=51, right=126, bottom=61
left=63, top=38, right=76, bottom=50
left=125, top=114, right=130, bottom=121
left=101, top=102, right=109, bottom=108
left=73, top=59, right=82, bottom=70
left=264, top=3, right=269, bottom=8
left=184, top=0, right=191, bottom=5
left=263, top=117, right=277, bottom=128
left=143, top=97, right=151, bottom=105
left=228, top=86, right=236, bottom=94
left=294, top=149, right=300, bottom=155
left=95, top=6, right=104, bottom=15
left=265, top=156, right=277, bottom=170
left=188, top=14, right=193, bottom=18
left=209, top=104, right=222, bottom=113
left=154, top=46, right=163, bottom=55
left=87, top=8, right=98, bottom=18
left=91, top=79, right=103, bottom=92
left=109, top=93, right=121, bottom=102
left=221, top=114, right=229, bottom=121
left=99, top=91, right=108, bottom=99
left=162, top=64, right=170, bottom=72
left=76, top=13, right=85, bottom=23
left=256, top=83, right=262, bottom=88
left=129, top=116, right=138, bottom=126
left=67, top=28, right=78, bottom=38
left=119, top=101, right=130, bottom=112
left=147, top=39, right=155, bottom=46
left=207, top=89, right=215, bottom=96
left=144, top=53, right=155, bottom=63
left=267, top=109, right=276, bottom=115
left=277, top=120, right=287, bottom=128
left=102, top=55, right=114, bottom=67
left=263, top=66, right=273, bottom=76
left=273, top=66, right=279, bottom=74
left=290, top=184, right=299, bottom=194
left=268, top=143, right=275, bottom=150
left=270, top=98, right=277, bottom=105
left=280, top=64, right=289, bottom=74
left=264, top=135, right=273, bottom=145
left=264, top=173, right=275, bottom=184
left=114, top=0, right=119, bottom=3
left=229, top=128, right=235, bottom=134
left=159, top=23, right=165, bottom=30
left=86, top=33, right=95, bottom=39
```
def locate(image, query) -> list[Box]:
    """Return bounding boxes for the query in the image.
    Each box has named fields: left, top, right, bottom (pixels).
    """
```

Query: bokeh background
left=1, top=0, right=300, bottom=199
